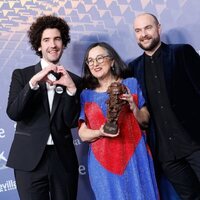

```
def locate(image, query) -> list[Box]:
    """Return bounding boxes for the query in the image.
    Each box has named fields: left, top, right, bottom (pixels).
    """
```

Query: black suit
left=128, top=43, right=200, bottom=199
left=128, top=43, right=200, bottom=143
left=6, top=62, right=82, bottom=200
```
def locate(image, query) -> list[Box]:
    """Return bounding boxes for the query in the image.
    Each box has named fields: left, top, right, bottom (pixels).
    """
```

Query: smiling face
left=87, top=46, right=114, bottom=81
left=134, top=14, right=161, bottom=55
left=38, top=28, right=64, bottom=64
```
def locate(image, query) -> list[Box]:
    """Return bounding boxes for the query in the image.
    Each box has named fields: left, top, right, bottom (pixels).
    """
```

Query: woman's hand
left=119, top=88, right=138, bottom=113
left=119, top=88, right=150, bottom=129
left=78, top=123, right=119, bottom=143
left=99, top=125, right=119, bottom=138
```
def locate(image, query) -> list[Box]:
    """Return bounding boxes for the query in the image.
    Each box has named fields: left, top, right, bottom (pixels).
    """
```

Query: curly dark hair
left=82, top=42, right=129, bottom=89
left=28, top=15, right=70, bottom=57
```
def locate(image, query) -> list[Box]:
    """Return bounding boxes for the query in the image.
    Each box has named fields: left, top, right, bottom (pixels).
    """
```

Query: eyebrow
left=135, top=25, right=153, bottom=30
left=88, top=54, right=106, bottom=59
left=42, top=36, right=61, bottom=40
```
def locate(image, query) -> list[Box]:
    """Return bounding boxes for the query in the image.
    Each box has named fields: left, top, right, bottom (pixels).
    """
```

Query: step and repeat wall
left=0, top=0, right=200, bottom=199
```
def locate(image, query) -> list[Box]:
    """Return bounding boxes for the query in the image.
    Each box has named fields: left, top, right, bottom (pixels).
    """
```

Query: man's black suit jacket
left=128, top=43, right=200, bottom=150
left=6, top=62, right=82, bottom=173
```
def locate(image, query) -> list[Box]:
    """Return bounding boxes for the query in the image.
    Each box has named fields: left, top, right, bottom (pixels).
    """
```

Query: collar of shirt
left=145, top=45, right=161, bottom=61
left=41, top=58, right=49, bottom=69
left=41, top=58, right=60, bottom=69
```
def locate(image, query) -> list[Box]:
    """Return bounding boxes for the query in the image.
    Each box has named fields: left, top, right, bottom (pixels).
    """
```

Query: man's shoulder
left=13, top=63, right=39, bottom=74
left=163, top=43, right=193, bottom=51
left=128, top=54, right=144, bottom=68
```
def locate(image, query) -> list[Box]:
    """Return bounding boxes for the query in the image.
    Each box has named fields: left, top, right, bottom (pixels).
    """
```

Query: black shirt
left=144, top=46, right=199, bottom=162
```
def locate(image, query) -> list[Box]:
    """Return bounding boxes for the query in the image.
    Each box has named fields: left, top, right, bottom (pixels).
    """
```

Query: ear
left=158, top=23, right=162, bottom=35
left=38, top=47, right=41, bottom=51
left=111, top=60, right=115, bottom=67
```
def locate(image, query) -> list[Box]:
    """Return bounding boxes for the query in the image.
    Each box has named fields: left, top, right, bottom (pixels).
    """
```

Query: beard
left=138, top=36, right=160, bottom=51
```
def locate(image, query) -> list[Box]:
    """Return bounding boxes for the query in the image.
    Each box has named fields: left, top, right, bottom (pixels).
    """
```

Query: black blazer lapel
left=50, top=91, right=62, bottom=121
left=34, top=63, right=50, bottom=117
left=161, top=43, right=174, bottom=101
left=136, top=55, right=148, bottom=101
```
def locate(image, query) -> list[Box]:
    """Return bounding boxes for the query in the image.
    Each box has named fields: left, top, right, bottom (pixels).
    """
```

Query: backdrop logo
left=14, top=123, right=17, bottom=130
left=79, top=165, right=87, bottom=175
left=0, top=151, right=7, bottom=170
left=73, top=138, right=81, bottom=146
left=0, top=180, right=16, bottom=192
left=0, top=128, right=5, bottom=138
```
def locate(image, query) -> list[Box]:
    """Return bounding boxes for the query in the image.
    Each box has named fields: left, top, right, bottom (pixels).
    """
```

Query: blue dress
left=79, top=78, right=159, bottom=200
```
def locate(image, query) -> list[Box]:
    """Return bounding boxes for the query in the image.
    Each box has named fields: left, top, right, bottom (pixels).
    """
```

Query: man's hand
left=30, top=65, right=57, bottom=87
left=53, top=65, right=77, bottom=95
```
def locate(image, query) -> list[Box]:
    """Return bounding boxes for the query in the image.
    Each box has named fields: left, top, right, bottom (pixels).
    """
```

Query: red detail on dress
left=84, top=95, right=142, bottom=175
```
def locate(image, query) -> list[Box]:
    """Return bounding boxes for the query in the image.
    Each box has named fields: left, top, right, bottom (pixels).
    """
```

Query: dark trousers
left=161, top=150, right=200, bottom=200
left=14, top=145, right=78, bottom=200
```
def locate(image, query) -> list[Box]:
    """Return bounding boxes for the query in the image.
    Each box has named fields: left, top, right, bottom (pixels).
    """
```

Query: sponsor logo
left=0, top=180, right=16, bottom=192
left=0, top=151, right=7, bottom=170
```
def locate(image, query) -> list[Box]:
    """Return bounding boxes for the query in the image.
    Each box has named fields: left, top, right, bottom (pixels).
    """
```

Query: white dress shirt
left=29, top=59, right=55, bottom=145
left=42, top=59, right=55, bottom=145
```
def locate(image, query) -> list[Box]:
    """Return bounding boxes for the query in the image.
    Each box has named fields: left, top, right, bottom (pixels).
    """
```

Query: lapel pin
left=55, top=86, right=63, bottom=94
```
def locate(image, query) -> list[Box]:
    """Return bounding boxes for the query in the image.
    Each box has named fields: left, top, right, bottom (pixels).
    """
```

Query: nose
left=93, top=59, right=99, bottom=66
left=49, top=39, right=56, bottom=47
left=141, top=29, right=147, bottom=37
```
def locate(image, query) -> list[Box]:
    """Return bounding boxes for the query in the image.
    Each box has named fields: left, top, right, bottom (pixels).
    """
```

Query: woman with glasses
left=78, top=42, right=159, bottom=200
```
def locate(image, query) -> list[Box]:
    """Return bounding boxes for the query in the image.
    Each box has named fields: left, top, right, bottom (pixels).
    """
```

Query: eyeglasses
left=86, top=55, right=110, bottom=67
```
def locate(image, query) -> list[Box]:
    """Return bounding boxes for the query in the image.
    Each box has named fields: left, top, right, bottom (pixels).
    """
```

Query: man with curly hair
left=6, top=15, right=82, bottom=200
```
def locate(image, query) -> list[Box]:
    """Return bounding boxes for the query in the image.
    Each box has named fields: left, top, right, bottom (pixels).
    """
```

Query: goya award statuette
left=103, top=82, right=127, bottom=134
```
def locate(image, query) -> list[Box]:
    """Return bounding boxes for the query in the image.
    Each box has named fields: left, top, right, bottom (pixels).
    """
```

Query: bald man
left=128, top=13, right=200, bottom=200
